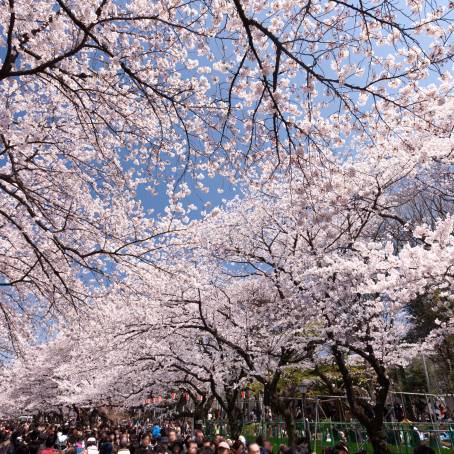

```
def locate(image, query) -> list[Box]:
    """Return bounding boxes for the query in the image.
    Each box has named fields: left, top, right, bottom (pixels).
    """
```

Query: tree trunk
left=212, top=385, right=243, bottom=439
left=283, top=413, right=296, bottom=448
left=227, top=410, right=243, bottom=440
left=368, top=428, right=391, bottom=454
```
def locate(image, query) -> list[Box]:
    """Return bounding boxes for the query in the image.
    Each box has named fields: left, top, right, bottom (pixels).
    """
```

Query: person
left=202, top=440, right=211, bottom=451
left=216, top=442, right=230, bottom=454
left=56, top=431, right=68, bottom=451
left=166, top=431, right=180, bottom=454
left=167, top=433, right=177, bottom=446
left=247, top=444, right=260, bottom=454
left=85, top=438, right=99, bottom=454
left=117, top=438, right=130, bottom=454
left=332, top=444, right=349, bottom=454
left=170, top=445, right=182, bottom=454
left=413, top=447, right=435, bottom=454
left=151, top=426, right=161, bottom=442
left=154, top=446, right=167, bottom=454
left=231, top=440, right=244, bottom=454
left=39, top=438, right=58, bottom=454
left=99, top=434, right=112, bottom=454
left=212, top=437, right=223, bottom=449
left=75, top=434, right=85, bottom=454
left=27, top=431, right=42, bottom=454
left=194, top=432, right=204, bottom=449
left=263, top=441, right=273, bottom=454
left=136, top=436, right=152, bottom=454
left=199, top=447, right=213, bottom=454
left=394, top=403, right=405, bottom=422
left=186, top=441, right=198, bottom=454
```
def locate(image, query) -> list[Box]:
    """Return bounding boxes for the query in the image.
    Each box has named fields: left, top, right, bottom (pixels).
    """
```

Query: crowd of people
left=0, top=420, right=439, bottom=454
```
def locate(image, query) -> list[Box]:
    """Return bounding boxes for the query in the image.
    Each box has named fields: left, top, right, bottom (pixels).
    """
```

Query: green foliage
left=405, top=292, right=454, bottom=393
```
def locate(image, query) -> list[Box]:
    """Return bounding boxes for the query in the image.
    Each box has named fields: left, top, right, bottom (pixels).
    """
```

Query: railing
left=202, top=420, right=454, bottom=453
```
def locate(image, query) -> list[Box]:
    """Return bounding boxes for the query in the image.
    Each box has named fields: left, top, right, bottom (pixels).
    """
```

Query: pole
left=314, top=398, right=319, bottom=454
left=422, top=352, right=437, bottom=425
left=301, top=396, right=312, bottom=453
left=422, top=353, right=432, bottom=394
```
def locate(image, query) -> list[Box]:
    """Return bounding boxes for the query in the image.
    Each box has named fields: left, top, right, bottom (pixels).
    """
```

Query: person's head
left=172, top=444, right=183, bottom=454
left=217, top=442, right=231, bottom=454
left=248, top=444, right=261, bottom=454
left=278, top=445, right=287, bottom=454
left=120, top=437, right=129, bottom=449
left=199, top=447, right=213, bottom=454
left=29, top=430, right=40, bottom=443
left=187, top=441, right=198, bottom=454
left=213, top=435, right=224, bottom=447
left=86, top=438, right=97, bottom=448
left=263, top=441, right=273, bottom=454
left=45, top=437, right=56, bottom=448
left=154, top=445, right=167, bottom=454
left=194, top=430, right=204, bottom=443
left=143, top=436, right=151, bottom=447
left=332, top=444, right=349, bottom=454
left=168, top=431, right=177, bottom=444
left=231, top=440, right=244, bottom=454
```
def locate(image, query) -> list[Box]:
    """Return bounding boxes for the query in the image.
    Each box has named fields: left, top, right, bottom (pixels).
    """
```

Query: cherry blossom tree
left=162, top=82, right=454, bottom=452
left=6, top=81, right=453, bottom=450
left=1, top=4, right=454, bottom=451
left=1, top=0, right=453, bottom=357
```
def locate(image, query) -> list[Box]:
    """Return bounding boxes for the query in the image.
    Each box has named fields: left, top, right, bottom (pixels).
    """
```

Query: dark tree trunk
left=225, top=391, right=243, bottom=439
left=194, top=395, right=215, bottom=421
left=212, top=385, right=243, bottom=439
left=264, top=376, right=299, bottom=448
left=283, top=413, right=296, bottom=448
left=331, top=343, right=392, bottom=454
left=226, top=408, right=243, bottom=440
left=368, top=428, right=392, bottom=454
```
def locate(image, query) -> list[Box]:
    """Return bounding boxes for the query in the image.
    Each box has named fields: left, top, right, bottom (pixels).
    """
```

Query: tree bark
left=368, top=428, right=391, bottom=454
left=226, top=409, right=243, bottom=440
left=283, top=413, right=296, bottom=448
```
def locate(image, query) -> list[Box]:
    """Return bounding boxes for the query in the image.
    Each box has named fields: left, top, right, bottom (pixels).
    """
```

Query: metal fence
left=202, top=420, right=454, bottom=453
